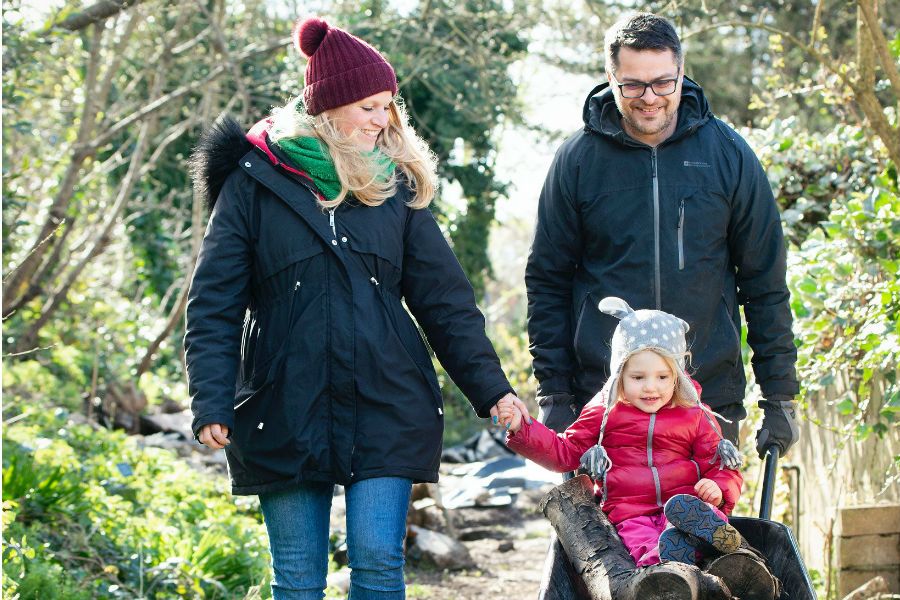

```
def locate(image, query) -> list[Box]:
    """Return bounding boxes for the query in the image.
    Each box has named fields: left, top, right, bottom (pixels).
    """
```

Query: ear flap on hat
left=598, top=296, right=633, bottom=321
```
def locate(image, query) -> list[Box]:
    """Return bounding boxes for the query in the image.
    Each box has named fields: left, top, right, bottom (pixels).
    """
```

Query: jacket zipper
left=329, top=208, right=336, bottom=237
left=677, top=199, right=685, bottom=271
left=647, top=413, right=663, bottom=507
left=651, top=148, right=661, bottom=309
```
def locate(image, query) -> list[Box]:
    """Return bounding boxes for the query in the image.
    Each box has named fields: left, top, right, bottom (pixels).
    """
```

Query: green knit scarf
left=275, top=136, right=395, bottom=201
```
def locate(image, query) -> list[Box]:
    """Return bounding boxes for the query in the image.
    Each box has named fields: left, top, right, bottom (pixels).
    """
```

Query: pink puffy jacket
left=506, top=383, right=743, bottom=525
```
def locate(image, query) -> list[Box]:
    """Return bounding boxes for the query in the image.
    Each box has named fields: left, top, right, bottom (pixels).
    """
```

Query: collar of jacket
left=238, top=148, right=357, bottom=270
left=246, top=119, right=328, bottom=195
left=581, top=76, right=712, bottom=147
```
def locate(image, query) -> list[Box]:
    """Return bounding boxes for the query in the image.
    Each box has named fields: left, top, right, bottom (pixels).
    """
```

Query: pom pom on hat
left=294, top=17, right=329, bottom=58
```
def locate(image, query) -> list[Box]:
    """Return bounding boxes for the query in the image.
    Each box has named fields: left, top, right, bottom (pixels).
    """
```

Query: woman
left=184, top=16, right=517, bottom=600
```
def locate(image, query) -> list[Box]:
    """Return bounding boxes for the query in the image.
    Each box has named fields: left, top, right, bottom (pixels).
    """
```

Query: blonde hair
left=269, top=97, right=438, bottom=209
left=616, top=348, right=695, bottom=409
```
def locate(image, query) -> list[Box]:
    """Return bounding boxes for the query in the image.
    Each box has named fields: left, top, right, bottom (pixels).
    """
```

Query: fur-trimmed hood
left=189, top=116, right=253, bottom=212
left=189, top=116, right=317, bottom=212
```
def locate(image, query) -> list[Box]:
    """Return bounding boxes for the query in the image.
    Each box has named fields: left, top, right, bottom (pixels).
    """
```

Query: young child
left=500, top=297, right=745, bottom=568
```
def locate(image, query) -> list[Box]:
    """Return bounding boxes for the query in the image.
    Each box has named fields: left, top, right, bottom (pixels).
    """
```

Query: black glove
left=756, top=398, right=800, bottom=458
left=537, top=392, right=579, bottom=432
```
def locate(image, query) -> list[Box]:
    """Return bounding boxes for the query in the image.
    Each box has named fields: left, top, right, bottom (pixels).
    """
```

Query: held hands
left=490, top=393, right=532, bottom=433
left=694, top=478, right=723, bottom=507
left=198, top=423, right=230, bottom=449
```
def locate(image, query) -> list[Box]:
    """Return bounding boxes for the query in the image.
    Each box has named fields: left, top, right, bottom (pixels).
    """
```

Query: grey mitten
left=756, top=398, right=800, bottom=458
left=537, top=392, right=578, bottom=432
left=578, top=444, right=612, bottom=481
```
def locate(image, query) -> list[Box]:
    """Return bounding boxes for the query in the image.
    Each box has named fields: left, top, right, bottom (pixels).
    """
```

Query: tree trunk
left=538, top=475, right=731, bottom=600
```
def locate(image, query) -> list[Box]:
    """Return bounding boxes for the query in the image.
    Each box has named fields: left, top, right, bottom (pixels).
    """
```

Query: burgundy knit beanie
left=294, top=17, right=398, bottom=115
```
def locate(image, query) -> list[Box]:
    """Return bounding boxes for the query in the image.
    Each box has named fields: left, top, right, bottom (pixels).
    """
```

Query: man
left=526, top=12, right=799, bottom=459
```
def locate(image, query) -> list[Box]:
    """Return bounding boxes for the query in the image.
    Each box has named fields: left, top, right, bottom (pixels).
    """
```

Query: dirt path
left=403, top=492, right=555, bottom=599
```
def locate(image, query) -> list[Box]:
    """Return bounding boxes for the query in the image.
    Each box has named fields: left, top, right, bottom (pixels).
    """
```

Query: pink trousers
left=614, top=503, right=729, bottom=567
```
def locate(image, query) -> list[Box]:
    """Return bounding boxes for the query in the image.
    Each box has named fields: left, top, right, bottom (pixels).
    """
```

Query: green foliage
left=749, top=119, right=900, bottom=456
left=750, top=118, right=885, bottom=246
left=2, top=408, right=272, bottom=599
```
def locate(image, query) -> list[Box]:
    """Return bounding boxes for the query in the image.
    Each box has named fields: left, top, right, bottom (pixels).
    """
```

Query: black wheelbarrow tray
left=537, top=448, right=818, bottom=600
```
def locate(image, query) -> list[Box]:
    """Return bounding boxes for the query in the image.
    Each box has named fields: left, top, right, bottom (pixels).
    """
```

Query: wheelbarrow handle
left=759, top=446, right=780, bottom=520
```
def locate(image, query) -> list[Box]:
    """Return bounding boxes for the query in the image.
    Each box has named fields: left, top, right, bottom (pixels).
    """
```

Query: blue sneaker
left=658, top=527, right=698, bottom=564
left=664, top=494, right=743, bottom=554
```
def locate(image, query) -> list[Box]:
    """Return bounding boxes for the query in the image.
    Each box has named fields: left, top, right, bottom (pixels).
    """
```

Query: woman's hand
left=198, top=423, right=230, bottom=449
left=489, top=393, right=532, bottom=433
left=694, top=478, right=723, bottom=507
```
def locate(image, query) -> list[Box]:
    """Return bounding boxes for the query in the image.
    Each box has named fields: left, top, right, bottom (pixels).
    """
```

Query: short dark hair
left=604, top=13, right=683, bottom=74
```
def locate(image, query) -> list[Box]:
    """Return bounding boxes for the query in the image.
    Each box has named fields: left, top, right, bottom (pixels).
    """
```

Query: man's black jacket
left=185, top=117, right=512, bottom=495
left=525, top=78, right=798, bottom=410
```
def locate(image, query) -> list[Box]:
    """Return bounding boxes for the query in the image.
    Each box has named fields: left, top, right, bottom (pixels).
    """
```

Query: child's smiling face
left=620, top=350, right=676, bottom=414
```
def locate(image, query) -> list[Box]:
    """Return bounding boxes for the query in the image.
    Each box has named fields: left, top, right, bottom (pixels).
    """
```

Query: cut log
left=539, top=475, right=732, bottom=600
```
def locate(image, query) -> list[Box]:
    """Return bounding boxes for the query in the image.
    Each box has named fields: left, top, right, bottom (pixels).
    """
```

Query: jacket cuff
left=761, top=394, right=794, bottom=404
left=537, top=376, right=572, bottom=397
left=759, top=379, right=799, bottom=399
left=191, top=411, right=235, bottom=440
left=473, top=383, right=515, bottom=418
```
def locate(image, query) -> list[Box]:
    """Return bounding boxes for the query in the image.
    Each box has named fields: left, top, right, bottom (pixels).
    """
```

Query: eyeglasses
left=610, top=69, right=680, bottom=99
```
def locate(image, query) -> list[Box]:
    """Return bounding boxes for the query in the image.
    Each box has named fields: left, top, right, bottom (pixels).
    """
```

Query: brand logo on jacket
left=683, top=161, right=711, bottom=168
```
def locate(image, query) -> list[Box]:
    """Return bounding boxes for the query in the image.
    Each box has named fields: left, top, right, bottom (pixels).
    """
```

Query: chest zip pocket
left=677, top=198, right=686, bottom=271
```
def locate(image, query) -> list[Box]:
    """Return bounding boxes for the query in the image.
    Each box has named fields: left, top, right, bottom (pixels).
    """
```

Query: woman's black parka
left=184, top=117, right=513, bottom=495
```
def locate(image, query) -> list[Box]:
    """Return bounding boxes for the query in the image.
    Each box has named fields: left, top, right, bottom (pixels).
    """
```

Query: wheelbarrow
left=537, top=447, right=818, bottom=600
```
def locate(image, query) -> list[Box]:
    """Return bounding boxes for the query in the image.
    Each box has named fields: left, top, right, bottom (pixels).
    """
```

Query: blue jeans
left=259, top=477, right=413, bottom=600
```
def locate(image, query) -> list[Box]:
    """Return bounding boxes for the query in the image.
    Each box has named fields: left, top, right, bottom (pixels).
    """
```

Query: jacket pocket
left=231, top=351, right=296, bottom=462
left=385, top=295, right=444, bottom=415
left=722, top=293, right=741, bottom=366
left=573, top=293, right=613, bottom=371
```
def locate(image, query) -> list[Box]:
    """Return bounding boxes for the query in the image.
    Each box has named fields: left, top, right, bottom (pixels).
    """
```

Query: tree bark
left=856, top=0, right=900, bottom=96
left=539, top=475, right=731, bottom=600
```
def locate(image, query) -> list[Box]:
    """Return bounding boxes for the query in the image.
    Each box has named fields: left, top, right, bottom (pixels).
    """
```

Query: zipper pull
left=329, top=208, right=336, bottom=236
left=295, top=280, right=301, bottom=290
left=370, top=276, right=379, bottom=286
left=678, top=199, right=685, bottom=229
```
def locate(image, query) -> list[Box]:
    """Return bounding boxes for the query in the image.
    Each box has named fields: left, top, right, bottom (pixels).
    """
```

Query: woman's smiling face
left=324, top=90, right=394, bottom=151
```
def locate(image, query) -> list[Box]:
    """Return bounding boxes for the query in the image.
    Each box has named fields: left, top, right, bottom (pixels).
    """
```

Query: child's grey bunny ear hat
left=599, top=296, right=699, bottom=409
left=594, top=297, right=742, bottom=472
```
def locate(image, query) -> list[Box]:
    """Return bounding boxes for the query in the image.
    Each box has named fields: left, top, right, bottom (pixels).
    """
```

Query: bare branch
left=857, top=0, right=900, bottom=98
left=46, top=0, right=146, bottom=33
left=3, top=344, right=57, bottom=358
left=195, top=0, right=251, bottom=122
left=80, top=37, right=289, bottom=154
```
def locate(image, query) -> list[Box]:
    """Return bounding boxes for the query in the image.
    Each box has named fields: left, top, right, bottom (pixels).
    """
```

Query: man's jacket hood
left=581, top=76, right=712, bottom=145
